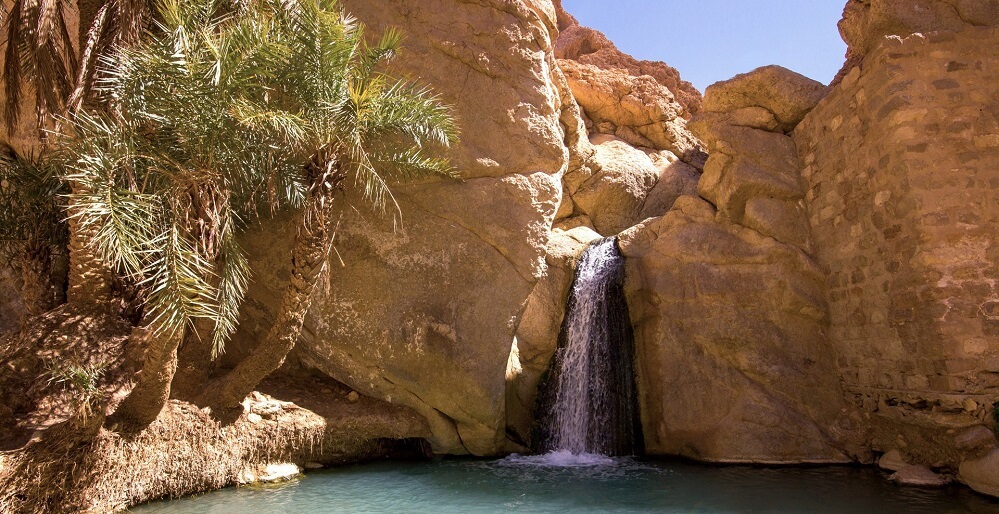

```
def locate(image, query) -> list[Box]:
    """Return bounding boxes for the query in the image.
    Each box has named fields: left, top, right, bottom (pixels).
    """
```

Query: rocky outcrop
left=794, top=19, right=999, bottom=475
left=834, top=0, right=999, bottom=83
left=619, top=196, right=847, bottom=464
left=571, top=135, right=698, bottom=236
left=701, top=66, right=828, bottom=134
left=505, top=225, right=600, bottom=446
left=233, top=0, right=570, bottom=456
left=616, top=67, right=849, bottom=464
left=552, top=0, right=701, bottom=117
left=551, top=1, right=705, bottom=169
left=549, top=2, right=704, bottom=237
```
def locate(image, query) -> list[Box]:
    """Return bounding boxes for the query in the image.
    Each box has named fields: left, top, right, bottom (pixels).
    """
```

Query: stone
left=839, top=0, right=999, bottom=58
left=703, top=66, right=829, bottom=133
left=795, top=23, right=999, bottom=470
left=246, top=413, right=262, bottom=424
left=234, top=0, right=571, bottom=457
left=552, top=0, right=701, bottom=116
left=236, top=463, right=302, bottom=484
left=572, top=135, right=698, bottom=235
left=347, top=391, right=360, bottom=403
left=506, top=226, right=601, bottom=445
left=954, top=426, right=997, bottom=453
left=960, top=449, right=999, bottom=498
left=558, top=59, right=705, bottom=167
left=618, top=209, right=845, bottom=464
left=878, top=449, right=908, bottom=471
left=303, top=462, right=324, bottom=470
left=742, top=197, right=813, bottom=252
left=889, top=465, right=948, bottom=487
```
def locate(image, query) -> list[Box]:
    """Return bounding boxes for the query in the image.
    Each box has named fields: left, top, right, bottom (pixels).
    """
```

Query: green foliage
left=44, top=359, right=109, bottom=419
left=56, top=0, right=457, bottom=355
left=45, top=360, right=107, bottom=396
left=0, top=149, right=69, bottom=267
left=0, top=0, right=78, bottom=134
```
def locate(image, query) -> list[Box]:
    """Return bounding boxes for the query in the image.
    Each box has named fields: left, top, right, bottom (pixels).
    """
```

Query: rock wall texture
left=237, top=0, right=570, bottom=456
left=617, top=66, right=850, bottom=464
left=794, top=23, right=999, bottom=477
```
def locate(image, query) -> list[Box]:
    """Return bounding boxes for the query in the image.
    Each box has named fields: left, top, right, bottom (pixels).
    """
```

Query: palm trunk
left=106, top=323, right=183, bottom=430
left=169, top=317, right=218, bottom=402
left=202, top=154, right=344, bottom=412
left=20, top=242, right=58, bottom=316
left=66, top=206, right=111, bottom=309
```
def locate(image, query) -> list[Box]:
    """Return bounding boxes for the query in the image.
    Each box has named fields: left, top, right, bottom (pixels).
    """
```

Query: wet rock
left=878, top=449, right=908, bottom=471
left=239, top=463, right=301, bottom=484
left=888, top=465, right=948, bottom=488
left=959, top=449, right=999, bottom=498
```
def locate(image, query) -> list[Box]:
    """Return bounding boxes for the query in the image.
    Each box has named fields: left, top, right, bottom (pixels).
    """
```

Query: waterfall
left=536, top=237, right=641, bottom=457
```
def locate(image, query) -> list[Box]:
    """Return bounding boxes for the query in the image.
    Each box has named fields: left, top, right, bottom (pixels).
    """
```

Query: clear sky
left=560, top=1, right=848, bottom=92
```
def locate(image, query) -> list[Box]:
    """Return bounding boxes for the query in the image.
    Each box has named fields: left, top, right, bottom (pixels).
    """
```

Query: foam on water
left=499, top=451, right=618, bottom=468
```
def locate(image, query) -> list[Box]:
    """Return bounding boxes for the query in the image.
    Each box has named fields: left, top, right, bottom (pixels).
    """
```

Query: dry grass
left=0, top=314, right=430, bottom=514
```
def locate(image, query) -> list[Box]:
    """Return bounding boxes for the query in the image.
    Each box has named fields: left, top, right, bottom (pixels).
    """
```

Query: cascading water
left=535, top=237, right=641, bottom=457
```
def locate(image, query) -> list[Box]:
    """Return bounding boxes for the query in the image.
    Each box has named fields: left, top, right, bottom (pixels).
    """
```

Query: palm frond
left=1, top=0, right=78, bottom=134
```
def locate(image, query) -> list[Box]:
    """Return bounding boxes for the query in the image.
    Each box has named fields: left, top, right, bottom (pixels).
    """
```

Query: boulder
left=960, top=449, right=999, bottom=498
left=889, top=465, right=948, bottom=487
left=878, top=449, right=909, bottom=471
left=235, top=0, right=570, bottom=456
left=506, top=226, right=601, bottom=446
left=703, top=66, right=828, bottom=133
left=238, top=463, right=301, bottom=484
left=558, top=59, right=705, bottom=167
left=572, top=135, right=698, bottom=236
left=954, top=425, right=998, bottom=453
left=618, top=201, right=846, bottom=464
left=552, top=4, right=701, bottom=117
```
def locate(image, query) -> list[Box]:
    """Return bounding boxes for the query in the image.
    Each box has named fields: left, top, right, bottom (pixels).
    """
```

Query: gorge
left=1, top=0, right=998, bottom=511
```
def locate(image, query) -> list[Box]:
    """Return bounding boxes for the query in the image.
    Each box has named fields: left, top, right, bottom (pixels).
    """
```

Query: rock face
left=550, top=4, right=704, bottom=237
left=615, top=67, right=849, bottom=463
left=888, top=465, right=948, bottom=488
left=834, top=0, right=999, bottom=83
left=960, top=449, right=999, bottom=498
left=237, top=0, right=570, bottom=456
left=571, top=135, right=699, bottom=236
left=552, top=0, right=701, bottom=117
left=505, top=225, right=600, bottom=446
left=794, top=21, right=999, bottom=470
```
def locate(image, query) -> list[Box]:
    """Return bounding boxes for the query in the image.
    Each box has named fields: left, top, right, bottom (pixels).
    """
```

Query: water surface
left=133, top=453, right=999, bottom=513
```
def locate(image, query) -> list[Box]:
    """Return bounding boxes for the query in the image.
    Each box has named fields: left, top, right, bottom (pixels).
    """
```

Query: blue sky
left=560, top=1, right=848, bottom=92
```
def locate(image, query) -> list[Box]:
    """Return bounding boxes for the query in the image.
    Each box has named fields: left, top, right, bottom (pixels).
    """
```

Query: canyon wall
left=794, top=1, right=999, bottom=483
left=237, top=0, right=570, bottom=456
left=618, top=67, right=850, bottom=464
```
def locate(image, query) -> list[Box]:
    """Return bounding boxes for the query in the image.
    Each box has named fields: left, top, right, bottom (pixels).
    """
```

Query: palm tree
left=199, top=0, right=459, bottom=413
left=0, top=147, right=70, bottom=317
left=2, top=0, right=153, bottom=312
left=59, top=0, right=456, bottom=426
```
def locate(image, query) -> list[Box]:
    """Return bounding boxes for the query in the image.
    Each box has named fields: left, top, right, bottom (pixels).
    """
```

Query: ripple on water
left=131, top=458, right=999, bottom=514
